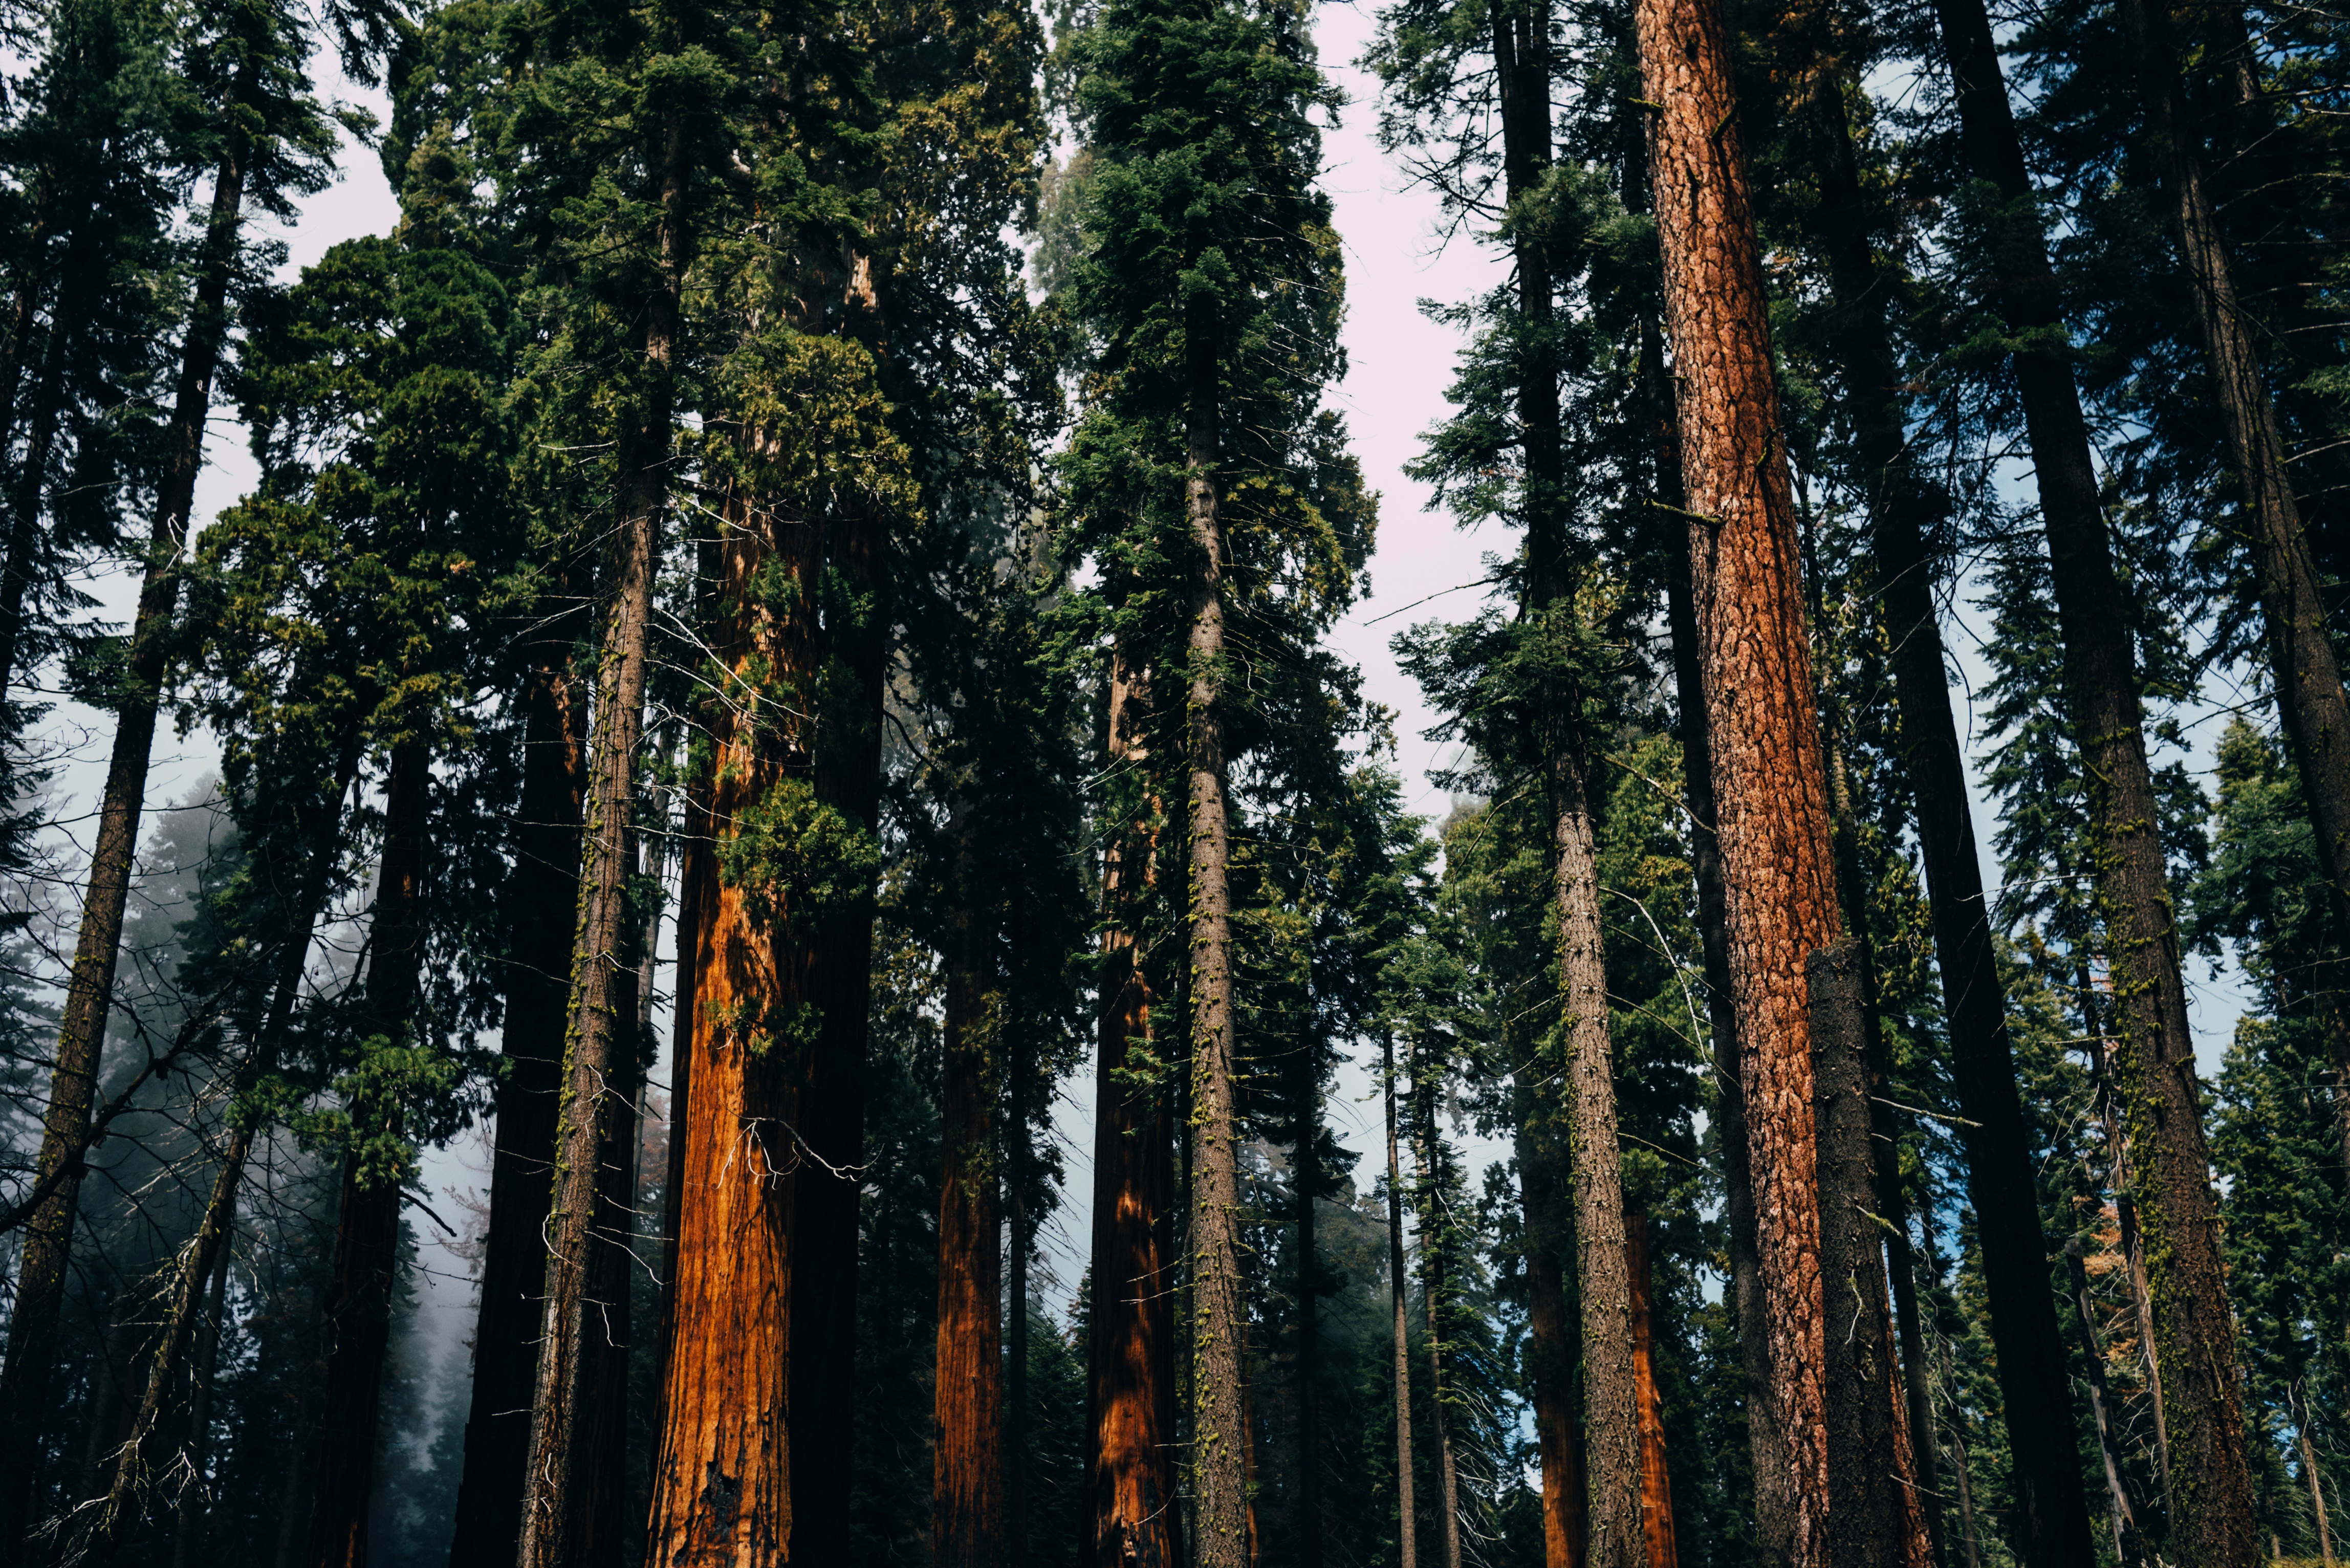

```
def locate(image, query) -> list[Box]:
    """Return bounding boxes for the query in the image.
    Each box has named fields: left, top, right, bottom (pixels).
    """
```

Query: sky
left=26, top=0, right=2256, bottom=1369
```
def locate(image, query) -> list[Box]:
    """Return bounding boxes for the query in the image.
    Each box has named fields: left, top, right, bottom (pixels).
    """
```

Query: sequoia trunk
left=1633, top=0, right=1844, bottom=1559
left=1625, top=1215, right=1677, bottom=1568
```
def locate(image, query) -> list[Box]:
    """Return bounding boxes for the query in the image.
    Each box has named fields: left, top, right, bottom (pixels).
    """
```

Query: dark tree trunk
left=1385, top=1033, right=1418, bottom=1568
left=171, top=1236, right=234, bottom=1568
left=1785, top=34, right=2093, bottom=1564
left=522, top=112, right=679, bottom=1568
left=446, top=647, right=586, bottom=1568
left=308, top=734, right=433, bottom=1568
left=1633, top=0, right=1844, bottom=1554
left=1007, top=1131, right=1032, bottom=1565
left=1294, top=1027, right=1322, bottom=1568
left=1927, top=1, right=2257, bottom=1556
left=933, top=826, right=1004, bottom=1568
left=0, top=124, right=247, bottom=1565
left=1084, top=653, right=1177, bottom=1568
left=1810, top=945, right=1932, bottom=1568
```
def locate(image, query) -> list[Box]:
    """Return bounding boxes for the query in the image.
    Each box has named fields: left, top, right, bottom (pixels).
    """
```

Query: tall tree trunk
left=2122, top=0, right=2350, bottom=932
left=309, top=734, right=433, bottom=1568
left=1632, top=0, right=1842, bottom=1558
left=2093, top=1012, right=2177, bottom=1525
left=1809, top=945, right=1932, bottom=1568
left=934, top=826, right=1004, bottom=1568
left=2064, top=1239, right=2145, bottom=1566
left=522, top=111, right=679, bottom=1568
left=1517, top=1099, right=1586, bottom=1568
left=1385, top=1032, right=1418, bottom=1568
left=446, top=648, right=586, bottom=1568
left=1007, top=1123, right=1032, bottom=1565
left=1183, top=281, right=1249, bottom=1568
left=170, top=1235, right=234, bottom=1568
left=1624, top=1214, right=1677, bottom=1568
left=1788, top=37, right=2088, bottom=1563
left=1660, top=409, right=1788, bottom=1568
left=77, top=741, right=359, bottom=1565
left=0, top=124, right=247, bottom=1564
left=1294, top=1025, right=1322, bottom=1568
left=644, top=413, right=888, bottom=1567
left=1927, top=2, right=2257, bottom=1556
left=1084, top=655, right=1177, bottom=1568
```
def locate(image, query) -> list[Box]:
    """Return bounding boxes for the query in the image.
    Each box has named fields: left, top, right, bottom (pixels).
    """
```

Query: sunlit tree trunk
left=1632, top=0, right=1843, bottom=1557
left=1625, top=1215, right=1677, bottom=1568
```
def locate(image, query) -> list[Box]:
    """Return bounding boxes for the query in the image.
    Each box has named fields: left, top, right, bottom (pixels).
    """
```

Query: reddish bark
left=1625, top=1216, right=1677, bottom=1568
left=1085, top=657, right=1178, bottom=1568
left=932, top=861, right=1004, bottom=1568
left=1633, top=0, right=1843, bottom=1557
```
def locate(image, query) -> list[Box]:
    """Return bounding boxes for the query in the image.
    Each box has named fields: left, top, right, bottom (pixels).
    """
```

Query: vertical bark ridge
left=1624, top=1214, right=1678, bottom=1568
left=1632, top=0, right=1842, bottom=1557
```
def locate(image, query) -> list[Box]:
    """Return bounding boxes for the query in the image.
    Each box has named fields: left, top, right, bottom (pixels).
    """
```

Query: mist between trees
left=0, top=0, right=2340, bottom=1561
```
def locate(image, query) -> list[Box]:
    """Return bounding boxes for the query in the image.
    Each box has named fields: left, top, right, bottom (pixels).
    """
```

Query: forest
left=0, top=0, right=2338, bottom=1556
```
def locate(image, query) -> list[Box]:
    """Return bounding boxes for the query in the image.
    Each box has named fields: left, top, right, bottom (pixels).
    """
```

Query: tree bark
left=1517, top=1099, right=1586, bottom=1568
left=1551, top=744, right=1643, bottom=1568
left=1786, top=30, right=2094, bottom=1563
left=1809, top=945, right=1932, bottom=1568
left=2063, top=1239, right=2144, bottom=1566
left=1660, top=398, right=1789, bottom=1568
left=2121, top=0, right=2350, bottom=934
left=1926, top=2, right=2257, bottom=1557
left=1385, top=1032, right=1418, bottom=1568
left=522, top=110, right=679, bottom=1568
left=1084, top=654, right=1177, bottom=1568
left=170, top=1234, right=234, bottom=1568
left=933, top=827, right=1004, bottom=1568
left=1631, top=0, right=1842, bottom=1557
left=0, top=123, right=247, bottom=1565
left=1183, top=281, right=1249, bottom=1568
left=309, top=734, right=433, bottom=1568
left=1294, top=1023, right=1322, bottom=1568
left=446, top=648, right=586, bottom=1568
left=1624, top=1214, right=1677, bottom=1568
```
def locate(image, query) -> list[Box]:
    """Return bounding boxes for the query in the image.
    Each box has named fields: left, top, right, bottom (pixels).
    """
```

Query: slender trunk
left=309, top=735, right=433, bottom=1568
left=1083, top=654, right=1176, bottom=1568
left=1008, top=1135, right=1032, bottom=1566
left=2122, top=0, right=2350, bottom=940
left=1415, top=1101, right=1463, bottom=1568
left=1929, top=2, right=2256, bottom=1555
left=1551, top=744, right=1642, bottom=1568
left=1809, top=945, right=1932, bottom=1568
left=1384, top=1032, right=1417, bottom=1568
left=1517, top=1097, right=1586, bottom=1568
left=1184, top=278, right=1249, bottom=1568
left=1787, top=40, right=2087, bottom=1565
left=1661, top=432, right=1787, bottom=1568
left=79, top=745, right=358, bottom=1565
left=2093, top=1026, right=2176, bottom=1526
left=1294, top=1028, right=1322, bottom=1568
left=523, top=112, right=679, bottom=1568
left=170, top=1236, right=234, bottom=1568
left=447, top=651, right=586, bottom=1567
left=2064, top=1239, right=2144, bottom=1566
left=0, top=127, right=247, bottom=1563
left=574, top=1036, right=641, bottom=1568
left=934, top=824, right=1004, bottom=1568
left=2288, top=1366, right=2333, bottom=1563
left=1624, top=1214, right=1677, bottom=1568
left=1633, top=0, right=1842, bottom=1558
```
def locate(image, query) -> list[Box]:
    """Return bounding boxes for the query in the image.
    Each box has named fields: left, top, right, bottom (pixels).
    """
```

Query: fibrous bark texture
left=1184, top=294, right=1249, bottom=1568
left=1809, top=945, right=1932, bottom=1568
left=0, top=130, right=246, bottom=1564
left=1633, top=0, right=1842, bottom=1557
left=1782, top=16, right=2095, bottom=1560
left=447, top=651, right=584, bottom=1568
left=1085, top=655, right=1177, bottom=1568
left=1928, top=1, right=2257, bottom=1556
left=933, top=861, right=1004, bottom=1568
left=1625, top=1216, right=1678, bottom=1568
left=1552, top=748, right=1642, bottom=1568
